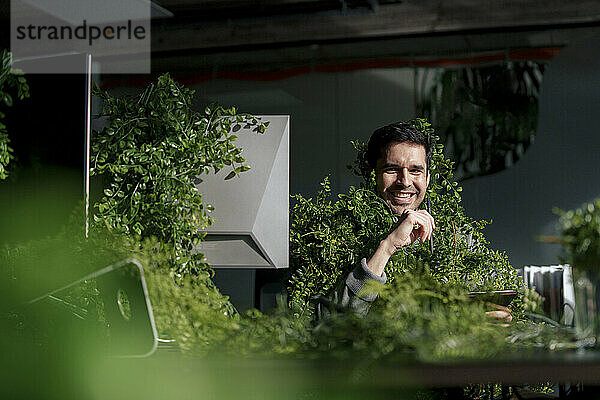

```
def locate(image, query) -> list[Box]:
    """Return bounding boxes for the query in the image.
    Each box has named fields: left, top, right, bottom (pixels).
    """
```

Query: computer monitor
left=195, top=115, right=289, bottom=270
left=27, top=258, right=158, bottom=358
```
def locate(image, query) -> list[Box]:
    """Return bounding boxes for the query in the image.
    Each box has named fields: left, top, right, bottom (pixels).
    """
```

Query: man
left=320, top=121, right=510, bottom=323
left=318, top=121, right=434, bottom=317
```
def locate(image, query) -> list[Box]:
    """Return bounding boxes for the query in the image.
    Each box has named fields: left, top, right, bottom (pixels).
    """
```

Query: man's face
left=375, top=142, right=429, bottom=215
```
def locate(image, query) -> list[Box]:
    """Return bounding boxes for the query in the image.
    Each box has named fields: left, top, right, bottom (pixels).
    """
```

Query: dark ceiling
left=154, top=0, right=396, bottom=20
left=3, top=0, right=600, bottom=73
left=147, top=0, right=600, bottom=73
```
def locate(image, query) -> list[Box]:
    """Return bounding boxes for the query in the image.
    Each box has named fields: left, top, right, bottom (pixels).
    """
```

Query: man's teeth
left=393, top=193, right=413, bottom=198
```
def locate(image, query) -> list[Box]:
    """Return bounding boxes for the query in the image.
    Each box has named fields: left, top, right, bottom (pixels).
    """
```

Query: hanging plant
left=416, top=61, right=544, bottom=181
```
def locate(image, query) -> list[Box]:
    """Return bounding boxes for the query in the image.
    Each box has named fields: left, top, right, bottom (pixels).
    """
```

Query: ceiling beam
left=152, top=0, right=600, bottom=53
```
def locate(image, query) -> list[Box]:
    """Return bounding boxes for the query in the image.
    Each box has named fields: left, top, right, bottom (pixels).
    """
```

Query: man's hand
left=386, top=209, right=435, bottom=251
left=485, top=303, right=512, bottom=326
left=366, top=209, right=435, bottom=276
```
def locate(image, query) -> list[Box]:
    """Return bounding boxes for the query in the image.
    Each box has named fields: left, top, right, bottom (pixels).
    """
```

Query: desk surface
left=374, top=352, right=600, bottom=386
left=149, top=349, right=600, bottom=387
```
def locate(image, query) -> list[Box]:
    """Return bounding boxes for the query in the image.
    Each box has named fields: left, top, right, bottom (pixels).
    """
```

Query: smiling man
left=319, top=121, right=511, bottom=323
left=318, top=121, right=436, bottom=317
left=364, top=123, right=436, bottom=278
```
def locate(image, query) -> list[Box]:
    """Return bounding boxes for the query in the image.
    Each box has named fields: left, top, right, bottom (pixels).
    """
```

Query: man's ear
left=426, top=171, right=430, bottom=187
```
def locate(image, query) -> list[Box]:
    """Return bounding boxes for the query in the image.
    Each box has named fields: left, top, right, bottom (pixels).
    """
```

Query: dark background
left=0, top=72, right=86, bottom=245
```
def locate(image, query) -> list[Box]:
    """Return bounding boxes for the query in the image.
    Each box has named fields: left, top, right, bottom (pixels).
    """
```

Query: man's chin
left=389, top=203, right=415, bottom=215
left=380, top=193, right=423, bottom=214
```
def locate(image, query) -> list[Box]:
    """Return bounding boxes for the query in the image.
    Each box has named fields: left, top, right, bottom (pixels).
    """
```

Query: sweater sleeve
left=316, top=258, right=387, bottom=319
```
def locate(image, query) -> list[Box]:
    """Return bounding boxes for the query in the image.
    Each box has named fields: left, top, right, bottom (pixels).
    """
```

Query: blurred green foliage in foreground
left=0, top=221, right=568, bottom=399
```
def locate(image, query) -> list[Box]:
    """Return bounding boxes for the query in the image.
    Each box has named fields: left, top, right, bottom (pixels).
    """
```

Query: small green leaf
left=224, top=171, right=236, bottom=180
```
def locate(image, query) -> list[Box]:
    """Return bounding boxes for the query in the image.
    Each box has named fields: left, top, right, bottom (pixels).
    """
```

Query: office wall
left=460, top=35, right=600, bottom=267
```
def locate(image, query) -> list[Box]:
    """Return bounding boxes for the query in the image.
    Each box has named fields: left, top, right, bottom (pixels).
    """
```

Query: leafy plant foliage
left=91, top=74, right=268, bottom=274
left=287, top=118, right=523, bottom=315
left=0, top=49, right=30, bottom=180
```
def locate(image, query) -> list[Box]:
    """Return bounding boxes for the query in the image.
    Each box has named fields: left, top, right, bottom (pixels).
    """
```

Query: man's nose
left=397, top=168, right=411, bottom=186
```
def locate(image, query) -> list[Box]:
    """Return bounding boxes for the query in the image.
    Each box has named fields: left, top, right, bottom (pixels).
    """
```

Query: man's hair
left=366, top=122, right=435, bottom=172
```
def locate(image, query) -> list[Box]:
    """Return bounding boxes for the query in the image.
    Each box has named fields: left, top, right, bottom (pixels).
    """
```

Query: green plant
left=0, top=49, right=30, bottom=180
left=91, top=74, right=268, bottom=274
left=555, top=200, right=600, bottom=271
left=135, top=237, right=239, bottom=355
left=287, top=118, right=523, bottom=316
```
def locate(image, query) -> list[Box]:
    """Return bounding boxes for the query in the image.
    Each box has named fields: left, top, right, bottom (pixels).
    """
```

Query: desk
left=370, top=352, right=600, bottom=386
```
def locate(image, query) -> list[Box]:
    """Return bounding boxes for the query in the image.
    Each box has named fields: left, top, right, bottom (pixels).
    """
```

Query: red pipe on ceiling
left=100, top=46, right=561, bottom=89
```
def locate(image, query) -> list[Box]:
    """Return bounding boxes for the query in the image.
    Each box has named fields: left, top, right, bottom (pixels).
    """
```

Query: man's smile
left=389, top=191, right=417, bottom=203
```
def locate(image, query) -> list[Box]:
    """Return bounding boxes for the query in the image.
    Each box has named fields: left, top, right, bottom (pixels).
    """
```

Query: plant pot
left=574, top=268, right=600, bottom=346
